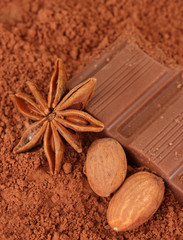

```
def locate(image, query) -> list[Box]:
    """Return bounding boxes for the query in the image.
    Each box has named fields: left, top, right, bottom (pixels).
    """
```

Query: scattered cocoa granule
left=63, top=163, right=72, bottom=174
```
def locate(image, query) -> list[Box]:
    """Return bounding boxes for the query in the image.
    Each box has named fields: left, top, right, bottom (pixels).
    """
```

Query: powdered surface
left=0, top=0, right=182, bottom=239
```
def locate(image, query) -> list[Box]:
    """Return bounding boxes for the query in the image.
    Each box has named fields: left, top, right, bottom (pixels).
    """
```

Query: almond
left=85, top=138, right=127, bottom=197
left=107, top=171, right=165, bottom=231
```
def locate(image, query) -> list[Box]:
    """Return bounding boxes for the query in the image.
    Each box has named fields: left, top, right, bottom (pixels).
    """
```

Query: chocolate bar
left=69, top=39, right=183, bottom=204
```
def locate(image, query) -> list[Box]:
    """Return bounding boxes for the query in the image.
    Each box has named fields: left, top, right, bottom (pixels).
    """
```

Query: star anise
left=10, top=59, right=104, bottom=174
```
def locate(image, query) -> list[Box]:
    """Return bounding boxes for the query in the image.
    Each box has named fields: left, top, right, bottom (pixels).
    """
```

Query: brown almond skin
left=85, top=138, right=127, bottom=197
left=107, top=171, right=165, bottom=232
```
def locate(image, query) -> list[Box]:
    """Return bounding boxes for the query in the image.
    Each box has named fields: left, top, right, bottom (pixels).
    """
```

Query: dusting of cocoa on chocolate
left=0, top=0, right=183, bottom=239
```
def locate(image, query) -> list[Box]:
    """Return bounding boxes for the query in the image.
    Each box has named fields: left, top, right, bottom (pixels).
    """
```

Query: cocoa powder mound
left=0, top=0, right=183, bottom=239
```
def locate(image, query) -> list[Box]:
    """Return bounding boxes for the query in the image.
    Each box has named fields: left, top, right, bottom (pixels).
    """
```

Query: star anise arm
left=56, top=110, right=104, bottom=132
left=55, top=78, right=96, bottom=111
left=52, top=119, right=82, bottom=153
left=48, top=58, right=68, bottom=109
left=43, top=122, right=65, bottom=174
left=10, top=93, right=44, bottom=121
left=13, top=119, right=47, bottom=153
left=27, top=81, right=50, bottom=115
left=43, top=123, right=55, bottom=174
left=51, top=122, right=65, bottom=174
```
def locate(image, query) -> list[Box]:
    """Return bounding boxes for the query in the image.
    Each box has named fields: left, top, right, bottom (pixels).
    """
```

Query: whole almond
left=85, top=138, right=127, bottom=197
left=107, top=171, right=165, bottom=231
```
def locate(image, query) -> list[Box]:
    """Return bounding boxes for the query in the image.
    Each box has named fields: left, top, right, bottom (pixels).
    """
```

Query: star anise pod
left=10, top=59, right=104, bottom=174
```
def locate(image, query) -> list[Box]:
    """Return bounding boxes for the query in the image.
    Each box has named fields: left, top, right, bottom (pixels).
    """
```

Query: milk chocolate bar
left=69, top=39, right=183, bottom=203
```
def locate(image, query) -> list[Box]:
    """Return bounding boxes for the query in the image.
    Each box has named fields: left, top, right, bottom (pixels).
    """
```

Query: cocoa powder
left=0, top=0, right=183, bottom=239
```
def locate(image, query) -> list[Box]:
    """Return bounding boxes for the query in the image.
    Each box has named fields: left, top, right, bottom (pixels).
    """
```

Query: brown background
left=0, top=0, right=182, bottom=239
